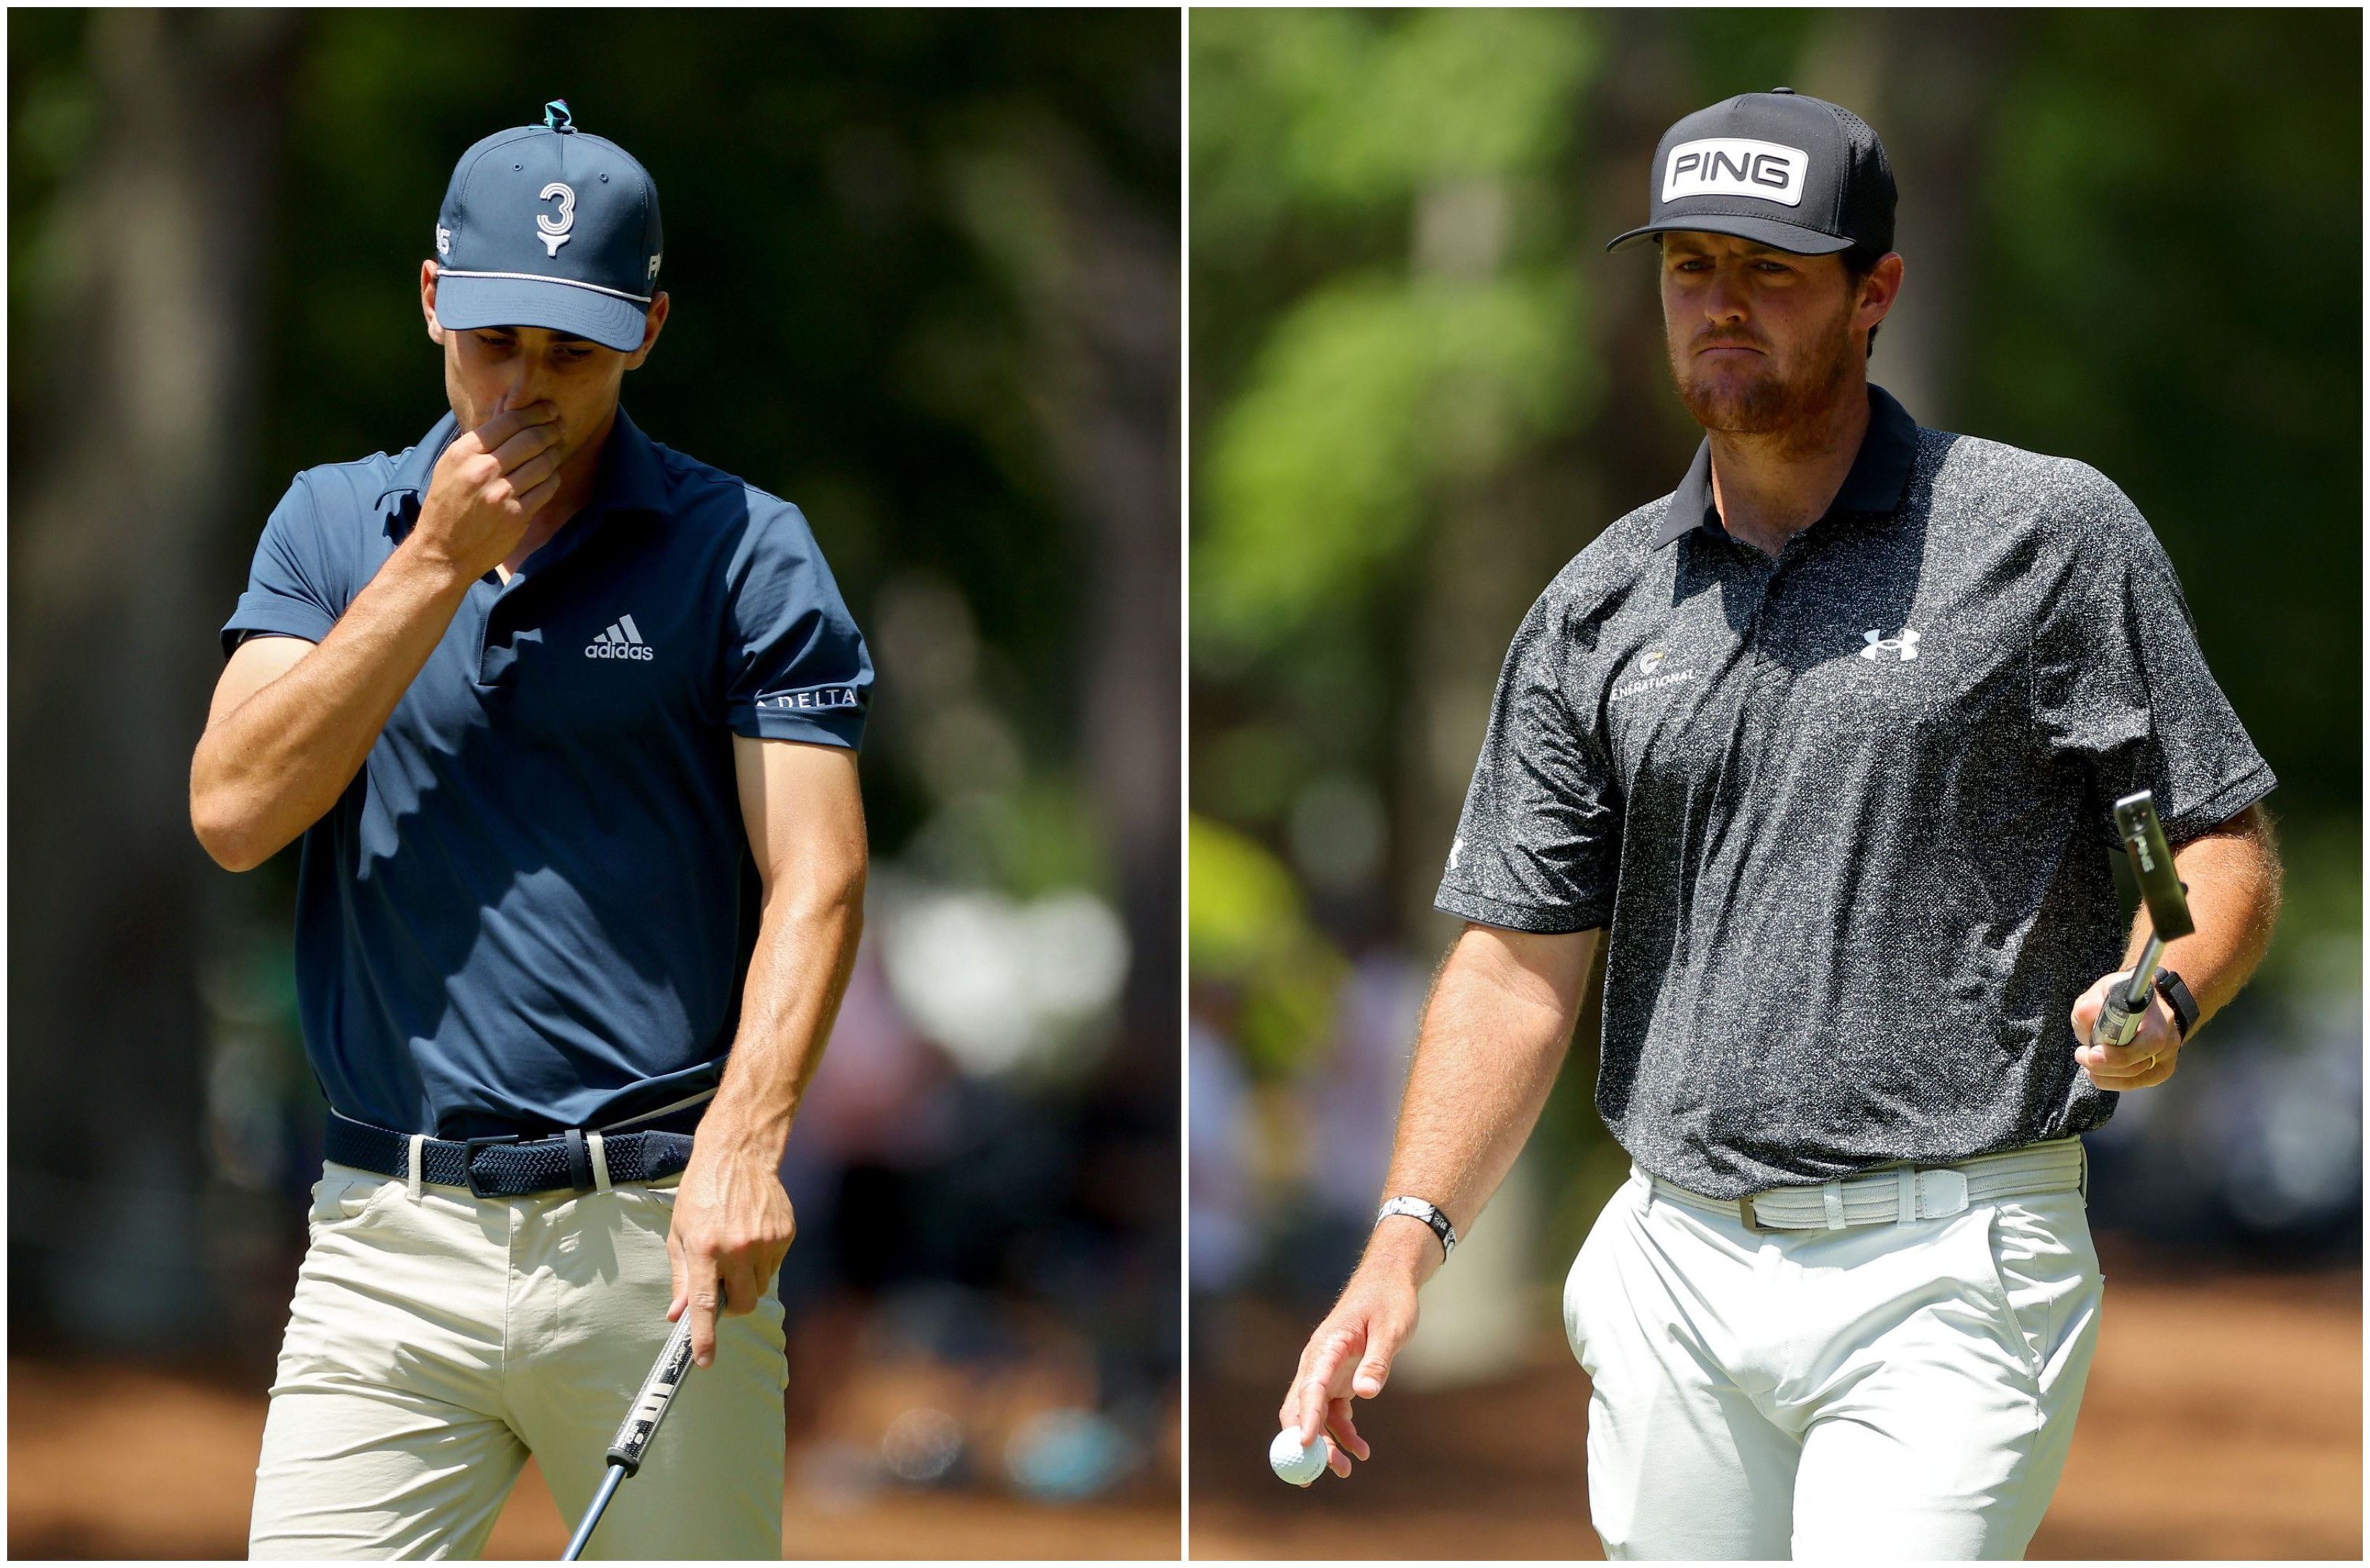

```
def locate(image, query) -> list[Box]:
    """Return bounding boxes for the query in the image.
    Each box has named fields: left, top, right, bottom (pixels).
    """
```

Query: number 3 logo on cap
left=537, top=182, right=577, bottom=258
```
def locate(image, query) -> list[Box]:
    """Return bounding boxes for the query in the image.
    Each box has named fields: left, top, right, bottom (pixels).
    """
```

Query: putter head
left=2112, top=791, right=2195, bottom=942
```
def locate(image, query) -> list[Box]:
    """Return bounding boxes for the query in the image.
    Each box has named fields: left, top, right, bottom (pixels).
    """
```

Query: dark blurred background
left=10, top=9, right=1178, bottom=1557
left=1186, top=9, right=2359, bottom=1559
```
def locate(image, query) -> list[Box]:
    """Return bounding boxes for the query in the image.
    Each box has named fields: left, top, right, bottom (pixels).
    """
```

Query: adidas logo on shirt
left=585, top=614, right=655, bottom=661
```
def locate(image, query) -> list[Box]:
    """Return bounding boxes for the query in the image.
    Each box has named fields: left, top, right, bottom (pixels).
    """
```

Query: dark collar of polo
left=1652, top=382, right=1919, bottom=549
left=374, top=403, right=670, bottom=526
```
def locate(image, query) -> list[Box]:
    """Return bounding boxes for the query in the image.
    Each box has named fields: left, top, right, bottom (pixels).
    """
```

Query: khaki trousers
left=249, top=1161, right=787, bottom=1559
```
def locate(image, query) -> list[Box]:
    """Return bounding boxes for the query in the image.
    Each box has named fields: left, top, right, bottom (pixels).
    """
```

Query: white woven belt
left=1644, top=1137, right=2086, bottom=1233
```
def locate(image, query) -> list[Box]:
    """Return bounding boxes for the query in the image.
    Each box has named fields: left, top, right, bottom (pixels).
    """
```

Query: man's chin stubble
left=1676, top=372, right=1793, bottom=434
left=1674, top=343, right=1858, bottom=438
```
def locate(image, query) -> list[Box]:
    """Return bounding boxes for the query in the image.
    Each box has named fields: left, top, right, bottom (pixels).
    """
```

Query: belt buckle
left=461, top=1133, right=521, bottom=1198
left=1737, top=1192, right=1772, bottom=1233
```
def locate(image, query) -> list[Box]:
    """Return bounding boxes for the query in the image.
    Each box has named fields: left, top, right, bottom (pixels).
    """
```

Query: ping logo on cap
left=1664, top=138, right=1809, bottom=206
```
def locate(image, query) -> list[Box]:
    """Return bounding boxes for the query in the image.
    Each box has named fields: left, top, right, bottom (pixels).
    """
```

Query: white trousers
left=1564, top=1160, right=2102, bottom=1560
left=249, top=1161, right=788, bottom=1559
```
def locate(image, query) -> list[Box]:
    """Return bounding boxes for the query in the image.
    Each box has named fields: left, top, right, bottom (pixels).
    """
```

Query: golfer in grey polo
left=1278, top=90, right=2283, bottom=1559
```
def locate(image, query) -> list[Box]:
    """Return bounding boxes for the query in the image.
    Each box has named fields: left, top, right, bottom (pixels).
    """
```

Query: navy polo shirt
left=223, top=407, right=872, bottom=1138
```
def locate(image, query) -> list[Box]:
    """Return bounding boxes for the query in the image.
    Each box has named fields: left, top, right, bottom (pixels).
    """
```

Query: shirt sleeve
left=2032, top=475, right=2275, bottom=846
left=722, top=497, right=873, bottom=749
left=220, top=473, right=342, bottom=656
left=1434, top=586, right=1620, bottom=933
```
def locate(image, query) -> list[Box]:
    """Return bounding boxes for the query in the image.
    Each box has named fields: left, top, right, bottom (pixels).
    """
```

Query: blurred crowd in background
left=1189, top=7, right=2361, bottom=1388
left=10, top=6, right=1178, bottom=1530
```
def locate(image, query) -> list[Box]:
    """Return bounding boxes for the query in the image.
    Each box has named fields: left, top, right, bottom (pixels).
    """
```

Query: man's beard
left=1669, top=298, right=1858, bottom=444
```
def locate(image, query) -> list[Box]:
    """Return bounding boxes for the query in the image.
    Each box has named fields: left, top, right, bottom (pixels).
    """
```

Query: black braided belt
left=324, top=1106, right=703, bottom=1198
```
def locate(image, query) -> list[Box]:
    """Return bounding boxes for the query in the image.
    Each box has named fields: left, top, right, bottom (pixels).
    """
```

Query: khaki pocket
left=603, top=1177, right=681, bottom=1249
left=619, top=1177, right=680, bottom=1211
left=306, top=1167, right=399, bottom=1230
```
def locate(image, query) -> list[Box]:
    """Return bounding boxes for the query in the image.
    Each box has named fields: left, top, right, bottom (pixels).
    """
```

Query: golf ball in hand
left=1269, top=1426, right=1328, bottom=1486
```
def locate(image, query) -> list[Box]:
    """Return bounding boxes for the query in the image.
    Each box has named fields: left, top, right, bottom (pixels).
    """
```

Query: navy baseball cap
left=432, top=101, right=663, bottom=352
left=1606, top=88, right=1895, bottom=257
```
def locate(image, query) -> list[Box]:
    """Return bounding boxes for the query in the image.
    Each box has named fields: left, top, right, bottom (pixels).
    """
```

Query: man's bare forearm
left=697, top=875, right=865, bottom=1165
left=192, top=537, right=477, bottom=870
left=1278, top=923, right=1598, bottom=1467
left=1366, top=923, right=1600, bottom=1282
left=2129, top=802, right=2282, bottom=1029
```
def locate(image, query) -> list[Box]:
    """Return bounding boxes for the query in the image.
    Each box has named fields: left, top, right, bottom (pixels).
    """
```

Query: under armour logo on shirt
left=1861, top=627, right=1921, bottom=662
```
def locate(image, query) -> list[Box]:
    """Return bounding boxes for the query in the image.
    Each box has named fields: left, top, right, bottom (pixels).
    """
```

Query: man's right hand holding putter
left=1278, top=923, right=1600, bottom=1482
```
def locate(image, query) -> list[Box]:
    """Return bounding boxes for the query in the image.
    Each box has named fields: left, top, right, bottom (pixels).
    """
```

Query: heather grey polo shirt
left=1436, top=385, right=2274, bottom=1198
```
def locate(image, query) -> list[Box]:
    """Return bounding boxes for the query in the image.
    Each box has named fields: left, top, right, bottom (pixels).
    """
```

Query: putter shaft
left=559, top=1304, right=708, bottom=1559
left=561, top=1464, right=627, bottom=1561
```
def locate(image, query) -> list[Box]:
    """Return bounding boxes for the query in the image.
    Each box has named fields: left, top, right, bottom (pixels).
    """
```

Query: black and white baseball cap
left=1606, top=88, right=1895, bottom=257
left=431, top=101, right=664, bottom=352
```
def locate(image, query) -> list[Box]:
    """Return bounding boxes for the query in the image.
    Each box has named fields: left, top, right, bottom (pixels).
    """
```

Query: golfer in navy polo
left=192, top=103, right=870, bottom=1558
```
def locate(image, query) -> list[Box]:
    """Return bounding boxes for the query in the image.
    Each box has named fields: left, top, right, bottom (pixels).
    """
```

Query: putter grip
left=606, top=1313, right=699, bottom=1476
left=2093, top=979, right=2146, bottom=1048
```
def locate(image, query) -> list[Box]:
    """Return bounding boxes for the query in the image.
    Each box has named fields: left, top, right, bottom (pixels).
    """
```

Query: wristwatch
left=1375, top=1196, right=1458, bottom=1261
left=2154, top=968, right=2199, bottom=1040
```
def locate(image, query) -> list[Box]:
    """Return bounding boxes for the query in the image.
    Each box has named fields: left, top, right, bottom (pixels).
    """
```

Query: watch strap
left=2156, top=968, right=2200, bottom=1040
left=1376, top=1196, right=1457, bottom=1260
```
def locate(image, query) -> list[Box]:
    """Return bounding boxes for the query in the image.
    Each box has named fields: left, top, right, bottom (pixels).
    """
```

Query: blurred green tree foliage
left=1962, top=8, right=2360, bottom=830
left=1193, top=9, right=1599, bottom=650
left=1189, top=815, right=1345, bottom=1078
